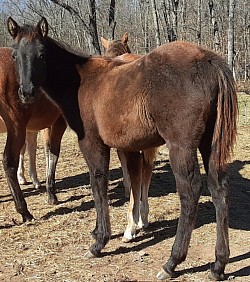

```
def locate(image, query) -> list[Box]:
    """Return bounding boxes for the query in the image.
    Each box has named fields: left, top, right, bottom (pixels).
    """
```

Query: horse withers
left=8, top=17, right=237, bottom=281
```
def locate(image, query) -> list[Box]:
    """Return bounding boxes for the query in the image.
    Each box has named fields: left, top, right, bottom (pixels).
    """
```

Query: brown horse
left=0, top=46, right=67, bottom=221
left=101, top=33, right=157, bottom=239
left=8, top=17, right=238, bottom=281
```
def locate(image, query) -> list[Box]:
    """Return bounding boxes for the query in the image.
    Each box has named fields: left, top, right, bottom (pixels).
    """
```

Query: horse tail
left=143, top=147, right=157, bottom=165
left=212, top=63, right=238, bottom=170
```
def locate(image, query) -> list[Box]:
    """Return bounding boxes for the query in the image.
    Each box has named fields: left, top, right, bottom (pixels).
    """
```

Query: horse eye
left=12, top=51, right=17, bottom=60
left=39, top=54, right=45, bottom=59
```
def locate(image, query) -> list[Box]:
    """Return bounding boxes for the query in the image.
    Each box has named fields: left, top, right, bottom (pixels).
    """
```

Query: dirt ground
left=0, top=123, right=249, bottom=281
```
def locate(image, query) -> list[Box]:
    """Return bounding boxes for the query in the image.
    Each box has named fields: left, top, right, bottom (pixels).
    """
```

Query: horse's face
left=7, top=17, right=48, bottom=104
left=101, top=32, right=131, bottom=58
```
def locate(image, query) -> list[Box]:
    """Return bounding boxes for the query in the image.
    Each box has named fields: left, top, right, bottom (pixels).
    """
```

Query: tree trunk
left=150, top=0, right=161, bottom=46
left=228, top=0, right=235, bottom=74
left=88, top=0, right=101, bottom=54
left=108, top=0, right=116, bottom=40
left=197, top=0, right=202, bottom=44
left=208, top=0, right=220, bottom=51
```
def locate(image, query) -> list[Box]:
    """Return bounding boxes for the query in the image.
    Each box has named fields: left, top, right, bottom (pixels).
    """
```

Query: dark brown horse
left=8, top=17, right=238, bottom=281
left=101, top=33, right=157, bottom=240
left=0, top=46, right=67, bottom=221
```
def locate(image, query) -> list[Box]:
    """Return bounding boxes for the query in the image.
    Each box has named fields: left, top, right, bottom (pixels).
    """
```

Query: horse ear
left=121, top=32, right=128, bottom=44
left=7, top=17, right=20, bottom=39
left=100, top=37, right=109, bottom=49
left=37, top=17, right=48, bottom=38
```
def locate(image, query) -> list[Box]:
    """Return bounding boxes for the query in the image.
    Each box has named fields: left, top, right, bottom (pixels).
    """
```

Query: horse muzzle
left=18, top=84, right=36, bottom=104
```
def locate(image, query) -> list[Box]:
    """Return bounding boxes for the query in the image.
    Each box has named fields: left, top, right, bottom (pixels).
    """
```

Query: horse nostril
left=19, top=84, right=24, bottom=93
left=18, top=84, right=36, bottom=104
left=31, top=86, right=35, bottom=95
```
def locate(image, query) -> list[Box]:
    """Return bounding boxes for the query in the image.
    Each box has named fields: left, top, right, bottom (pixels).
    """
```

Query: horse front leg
left=79, top=138, right=111, bottom=257
left=17, top=142, right=27, bottom=185
left=122, top=151, right=143, bottom=242
left=43, top=115, right=67, bottom=205
left=157, top=145, right=203, bottom=280
left=3, top=128, right=33, bottom=222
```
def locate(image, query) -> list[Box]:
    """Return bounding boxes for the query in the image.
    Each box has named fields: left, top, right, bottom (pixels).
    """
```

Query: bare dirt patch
left=0, top=124, right=249, bottom=282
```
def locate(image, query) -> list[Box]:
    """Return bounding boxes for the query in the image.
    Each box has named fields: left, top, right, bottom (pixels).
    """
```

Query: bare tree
left=150, top=0, right=161, bottom=46
left=197, top=0, right=202, bottom=44
left=208, top=0, right=220, bottom=51
left=49, top=0, right=101, bottom=54
left=108, top=0, right=116, bottom=39
left=227, top=0, right=235, bottom=73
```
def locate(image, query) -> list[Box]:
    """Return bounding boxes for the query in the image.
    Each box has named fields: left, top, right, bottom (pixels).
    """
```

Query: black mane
left=17, top=23, right=90, bottom=66
left=45, top=36, right=90, bottom=65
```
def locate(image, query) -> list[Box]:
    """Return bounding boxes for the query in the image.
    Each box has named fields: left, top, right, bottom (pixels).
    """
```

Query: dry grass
left=0, top=115, right=249, bottom=281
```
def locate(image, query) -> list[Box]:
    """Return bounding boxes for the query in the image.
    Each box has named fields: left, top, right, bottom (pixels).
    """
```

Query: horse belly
left=99, top=116, right=163, bottom=151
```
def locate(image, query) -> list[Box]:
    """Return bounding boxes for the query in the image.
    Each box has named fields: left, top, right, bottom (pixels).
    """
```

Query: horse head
left=7, top=17, right=48, bottom=104
left=101, top=32, right=131, bottom=58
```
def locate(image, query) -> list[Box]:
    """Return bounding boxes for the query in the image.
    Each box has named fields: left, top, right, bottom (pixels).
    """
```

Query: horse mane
left=44, top=36, right=90, bottom=65
left=15, top=24, right=90, bottom=66
left=49, top=37, right=90, bottom=60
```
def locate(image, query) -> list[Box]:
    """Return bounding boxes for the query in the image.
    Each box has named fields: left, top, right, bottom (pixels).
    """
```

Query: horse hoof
left=34, top=182, right=42, bottom=190
left=22, top=212, right=34, bottom=223
left=48, top=195, right=58, bottom=205
left=156, top=269, right=170, bottom=280
left=18, top=178, right=27, bottom=185
left=138, top=221, right=149, bottom=229
left=122, top=236, right=132, bottom=243
left=209, top=271, right=226, bottom=281
left=83, top=250, right=96, bottom=259
left=156, top=268, right=173, bottom=280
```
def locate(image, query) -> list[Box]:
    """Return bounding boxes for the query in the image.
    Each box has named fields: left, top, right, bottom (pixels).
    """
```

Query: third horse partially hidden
left=101, top=32, right=157, bottom=240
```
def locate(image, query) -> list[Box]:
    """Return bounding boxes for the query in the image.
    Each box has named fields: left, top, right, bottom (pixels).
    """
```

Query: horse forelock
left=15, top=25, right=40, bottom=43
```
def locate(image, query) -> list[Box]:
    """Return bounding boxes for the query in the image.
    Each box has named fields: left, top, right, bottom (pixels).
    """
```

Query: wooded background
left=0, top=0, right=249, bottom=82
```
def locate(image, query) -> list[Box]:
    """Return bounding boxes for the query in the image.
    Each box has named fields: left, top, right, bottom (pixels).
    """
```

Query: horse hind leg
left=157, top=144, right=203, bottom=280
left=43, top=116, right=67, bottom=205
left=26, top=131, right=41, bottom=189
left=138, top=148, right=156, bottom=229
left=199, top=121, right=229, bottom=280
left=207, top=160, right=230, bottom=281
left=117, top=149, right=131, bottom=198
left=122, top=151, right=143, bottom=242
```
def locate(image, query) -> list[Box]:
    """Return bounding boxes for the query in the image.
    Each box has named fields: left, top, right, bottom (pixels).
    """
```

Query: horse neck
left=44, top=38, right=87, bottom=88
left=42, top=38, right=87, bottom=140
